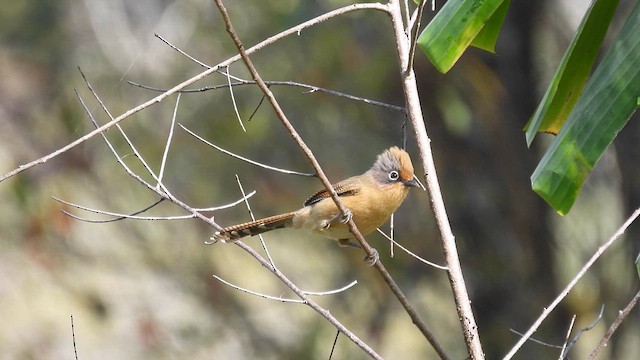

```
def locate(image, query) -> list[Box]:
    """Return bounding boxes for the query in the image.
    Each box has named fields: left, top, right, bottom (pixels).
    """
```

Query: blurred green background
left=0, top=0, right=638, bottom=359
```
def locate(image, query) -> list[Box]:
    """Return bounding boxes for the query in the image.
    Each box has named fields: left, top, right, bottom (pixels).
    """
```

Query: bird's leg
left=319, top=208, right=352, bottom=230
left=338, top=239, right=379, bottom=266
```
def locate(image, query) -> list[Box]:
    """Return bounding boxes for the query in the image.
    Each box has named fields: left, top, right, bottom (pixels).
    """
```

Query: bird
left=211, top=147, right=420, bottom=261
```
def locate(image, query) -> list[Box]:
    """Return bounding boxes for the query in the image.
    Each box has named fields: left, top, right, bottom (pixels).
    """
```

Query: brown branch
left=213, top=1, right=448, bottom=359
left=386, top=0, right=484, bottom=358
left=588, top=290, right=640, bottom=359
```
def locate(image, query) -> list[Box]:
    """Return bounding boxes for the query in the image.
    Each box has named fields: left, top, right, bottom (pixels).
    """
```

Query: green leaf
left=525, top=0, right=620, bottom=146
left=531, top=2, right=640, bottom=215
left=417, top=0, right=504, bottom=73
left=471, top=0, right=510, bottom=53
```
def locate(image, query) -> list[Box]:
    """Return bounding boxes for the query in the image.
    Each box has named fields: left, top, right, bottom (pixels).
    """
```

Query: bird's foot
left=338, top=209, right=353, bottom=224
left=364, top=249, right=379, bottom=266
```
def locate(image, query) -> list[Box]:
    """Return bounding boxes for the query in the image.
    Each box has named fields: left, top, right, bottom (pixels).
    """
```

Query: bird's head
left=370, top=147, right=421, bottom=189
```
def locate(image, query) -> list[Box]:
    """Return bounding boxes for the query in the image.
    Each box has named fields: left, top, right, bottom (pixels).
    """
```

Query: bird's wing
left=303, top=176, right=361, bottom=206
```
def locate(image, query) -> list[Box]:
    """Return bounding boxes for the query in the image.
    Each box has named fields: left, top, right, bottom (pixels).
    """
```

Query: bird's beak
left=403, top=176, right=426, bottom=191
left=403, top=177, right=421, bottom=188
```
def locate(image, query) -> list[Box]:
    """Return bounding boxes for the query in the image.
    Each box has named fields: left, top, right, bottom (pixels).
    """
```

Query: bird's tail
left=212, top=212, right=295, bottom=242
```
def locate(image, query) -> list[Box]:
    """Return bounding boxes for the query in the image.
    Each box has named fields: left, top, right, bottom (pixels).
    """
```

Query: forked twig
left=561, top=305, right=604, bottom=358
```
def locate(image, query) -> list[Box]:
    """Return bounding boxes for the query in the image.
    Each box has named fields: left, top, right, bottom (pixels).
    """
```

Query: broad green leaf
left=525, top=0, right=620, bottom=146
left=531, top=2, right=640, bottom=215
left=417, top=0, right=504, bottom=73
left=471, top=0, right=510, bottom=53
left=636, top=253, right=640, bottom=280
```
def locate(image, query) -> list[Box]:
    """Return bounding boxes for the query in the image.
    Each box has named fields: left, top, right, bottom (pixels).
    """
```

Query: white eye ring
left=388, top=170, right=399, bottom=181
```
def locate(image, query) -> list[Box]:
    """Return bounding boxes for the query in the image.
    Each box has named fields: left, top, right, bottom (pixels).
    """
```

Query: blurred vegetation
left=0, top=0, right=638, bottom=359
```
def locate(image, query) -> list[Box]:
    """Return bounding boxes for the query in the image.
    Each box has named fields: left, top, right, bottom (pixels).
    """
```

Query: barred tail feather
left=213, top=212, right=295, bottom=241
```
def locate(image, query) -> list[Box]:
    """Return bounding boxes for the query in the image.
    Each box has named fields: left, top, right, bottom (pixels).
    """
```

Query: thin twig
left=508, top=329, right=562, bottom=349
left=53, top=193, right=255, bottom=223
left=302, top=280, right=359, bottom=296
left=155, top=33, right=211, bottom=69
left=71, top=315, right=78, bottom=360
left=504, top=208, right=640, bottom=359
left=588, top=291, right=640, bottom=359
left=224, top=66, right=247, bottom=132
left=376, top=228, right=448, bottom=270
left=128, top=80, right=406, bottom=112
left=54, top=197, right=193, bottom=222
left=562, top=305, right=604, bottom=358
left=389, top=213, right=395, bottom=257
left=180, top=124, right=315, bottom=177
left=234, top=174, right=276, bottom=267
left=212, top=274, right=305, bottom=303
left=0, top=2, right=388, bottom=184
left=158, top=93, right=180, bottom=185
left=559, top=315, right=576, bottom=359
left=329, top=330, right=340, bottom=360
left=407, top=0, right=428, bottom=70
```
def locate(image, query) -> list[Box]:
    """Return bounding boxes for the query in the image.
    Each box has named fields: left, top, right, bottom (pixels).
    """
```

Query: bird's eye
left=388, top=170, right=399, bottom=181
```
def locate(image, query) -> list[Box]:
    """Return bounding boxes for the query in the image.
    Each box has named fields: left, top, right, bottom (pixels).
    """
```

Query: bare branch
left=53, top=197, right=188, bottom=222
left=179, top=124, right=315, bottom=177
left=508, top=329, right=562, bottom=349
left=193, top=190, right=258, bottom=212
left=589, top=292, right=640, bottom=359
left=302, top=280, right=358, bottom=296
left=224, top=66, right=247, bottom=132
left=559, top=315, right=576, bottom=359
left=158, top=93, right=180, bottom=185
left=504, top=208, right=640, bottom=359
left=212, top=274, right=305, bottom=303
left=155, top=33, right=211, bottom=69
left=407, top=0, right=428, bottom=70
left=376, top=229, right=448, bottom=270
left=128, top=80, right=406, bottom=112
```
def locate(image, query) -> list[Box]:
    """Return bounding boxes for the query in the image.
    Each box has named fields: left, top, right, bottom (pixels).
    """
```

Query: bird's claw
left=339, top=209, right=352, bottom=224
left=364, top=248, right=379, bottom=266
